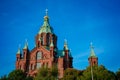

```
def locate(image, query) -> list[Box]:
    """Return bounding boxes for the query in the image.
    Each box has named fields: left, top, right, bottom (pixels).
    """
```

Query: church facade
left=16, top=11, right=73, bottom=78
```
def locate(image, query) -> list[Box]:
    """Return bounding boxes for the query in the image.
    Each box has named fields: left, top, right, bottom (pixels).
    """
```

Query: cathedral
left=16, top=10, right=73, bottom=78
left=16, top=10, right=98, bottom=79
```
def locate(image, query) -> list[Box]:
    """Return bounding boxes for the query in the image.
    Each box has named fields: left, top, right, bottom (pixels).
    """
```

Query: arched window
left=41, top=34, right=43, bottom=45
left=36, top=52, right=42, bottom=60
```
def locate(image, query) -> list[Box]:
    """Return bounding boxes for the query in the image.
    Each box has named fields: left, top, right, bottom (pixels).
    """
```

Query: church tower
left=88, top=42, right=98, bottom=66
left=35, top=9, right=57, bottom=49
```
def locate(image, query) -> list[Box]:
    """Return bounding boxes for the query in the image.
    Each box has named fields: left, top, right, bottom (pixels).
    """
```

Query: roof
left=89, top=43, right=97, bottom=58
left=38, top=16, right=53, bottom=34
left=23, top=40, right=28, bottom=49
left=56, top=50, right=65, bottom=57
left=64, top=39, right=69, bottom=50
left=17, top=48, right=20, bottom=54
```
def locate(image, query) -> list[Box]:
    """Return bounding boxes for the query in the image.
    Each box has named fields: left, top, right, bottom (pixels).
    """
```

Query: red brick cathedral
left=16, top=10, right=73, bottom=78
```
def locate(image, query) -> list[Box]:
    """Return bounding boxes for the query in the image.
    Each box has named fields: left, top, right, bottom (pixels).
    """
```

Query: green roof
left=23, top=40, right=28, bottom=49
left=38, top=16, right=53, bottom=34
left=17, top=48, right=20, bottom=54
left=56, top=50, right=65, bottom=57
left=89, top=43, right=97, bottom=58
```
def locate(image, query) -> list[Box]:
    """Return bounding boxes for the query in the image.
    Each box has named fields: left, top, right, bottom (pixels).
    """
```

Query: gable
left=30, top=46, right=50, bottom=60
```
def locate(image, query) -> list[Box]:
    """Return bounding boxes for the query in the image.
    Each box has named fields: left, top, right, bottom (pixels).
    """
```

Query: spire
left=23, top=39, right=28, bottom=49
left=89, top=42, right=96, bottom=58
left=69, top=49, right=72, bottom=57
left=38, top=9, right=53, bottom=34
left=64, top=39, right=69, bottom=50
left=17, top=44, right=21, bottom=54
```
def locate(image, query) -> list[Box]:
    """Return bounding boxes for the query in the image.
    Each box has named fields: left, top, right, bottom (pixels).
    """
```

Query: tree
left=34, top=67, right=49, bottom=80
left=116, top=68, right=120, bottom=80
left=0, top=75, right=7, bottom=80
left=62, top=68, right=83, bottom=80
left=25, top=76, right=33, bottom=80
left=34, top=65, right=58, bottom=80
left=50, top=64, right=58, bottom=80
left=8, top=69, right=26, bottom=80
left=80, top=65, right=116, bottom=80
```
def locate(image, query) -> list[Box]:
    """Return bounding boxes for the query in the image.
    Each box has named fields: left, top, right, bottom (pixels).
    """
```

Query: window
left=41, top=36, right=44, bottom=45
left=36, top=52, right=42, bottom=59
left=47, top=34, right=50, bottom=45
left=37, top=62, right=41, bottom=69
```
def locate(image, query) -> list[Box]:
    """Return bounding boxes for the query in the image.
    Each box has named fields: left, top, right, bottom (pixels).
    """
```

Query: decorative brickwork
left=16, top=12, right=73, bottom=78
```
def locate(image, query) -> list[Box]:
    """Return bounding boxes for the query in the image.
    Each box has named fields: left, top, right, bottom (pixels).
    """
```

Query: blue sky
left=0, top=0, right=120, bottom=76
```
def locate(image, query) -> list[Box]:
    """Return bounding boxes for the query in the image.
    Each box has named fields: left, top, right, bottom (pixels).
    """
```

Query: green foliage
left=50, top=64, right=58, bottom=79
left=34, top=67, right=49, bottom=80
left=1, top=65, right=119, bottom=80
left=116, top=68, right=120, bottom=80
left=8, top=69, right=26, bottom=80
left=80, top=65, right=116, bottom=80
left=62, top=68, right=83, bottom=80
left=25, top=76, right=33, bottom=80
left=34, top=65, right=58, bottom=80
left=0, top=75, right=7, bottom=80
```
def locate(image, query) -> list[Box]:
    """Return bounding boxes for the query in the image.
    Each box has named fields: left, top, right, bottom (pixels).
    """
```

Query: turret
left=35, top=9, right=57, bottom=48
left=16, top=46, right=21, bottom=61
left=63, top=39, right=71, bottom=68
left=16, top=45, right=22, bottom=69
left=23, top=40, right=29, bottom=60
left=64, top=39, right=69, bottom=60
left=88, top=42, right=98, bottom=66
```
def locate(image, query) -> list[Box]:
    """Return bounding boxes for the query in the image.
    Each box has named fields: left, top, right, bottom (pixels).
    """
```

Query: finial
left=69, top=49, right=72, bottom=57
left=64, top=39, right=69, bottom=50
left=45, top=9, right=48, bottom=16
left=64, top=39, right=67, bottom=45
left=23, top=39, right=28, bottom=49
left=17, top=44, right=21, bottom=54
left=90, top=42, right=93, bottom=48
left=25, top=39, right=28, bottom=46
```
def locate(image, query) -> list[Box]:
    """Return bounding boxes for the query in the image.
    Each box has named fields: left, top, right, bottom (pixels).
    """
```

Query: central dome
left=38, top=15, right=53, bottom=34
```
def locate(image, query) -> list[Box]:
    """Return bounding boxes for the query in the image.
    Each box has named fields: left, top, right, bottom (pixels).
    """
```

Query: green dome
left=38, top=16, right=53, bottom=34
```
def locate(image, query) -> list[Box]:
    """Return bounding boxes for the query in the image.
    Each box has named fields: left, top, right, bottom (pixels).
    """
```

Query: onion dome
left=38, top=9, right=53, bottom=34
